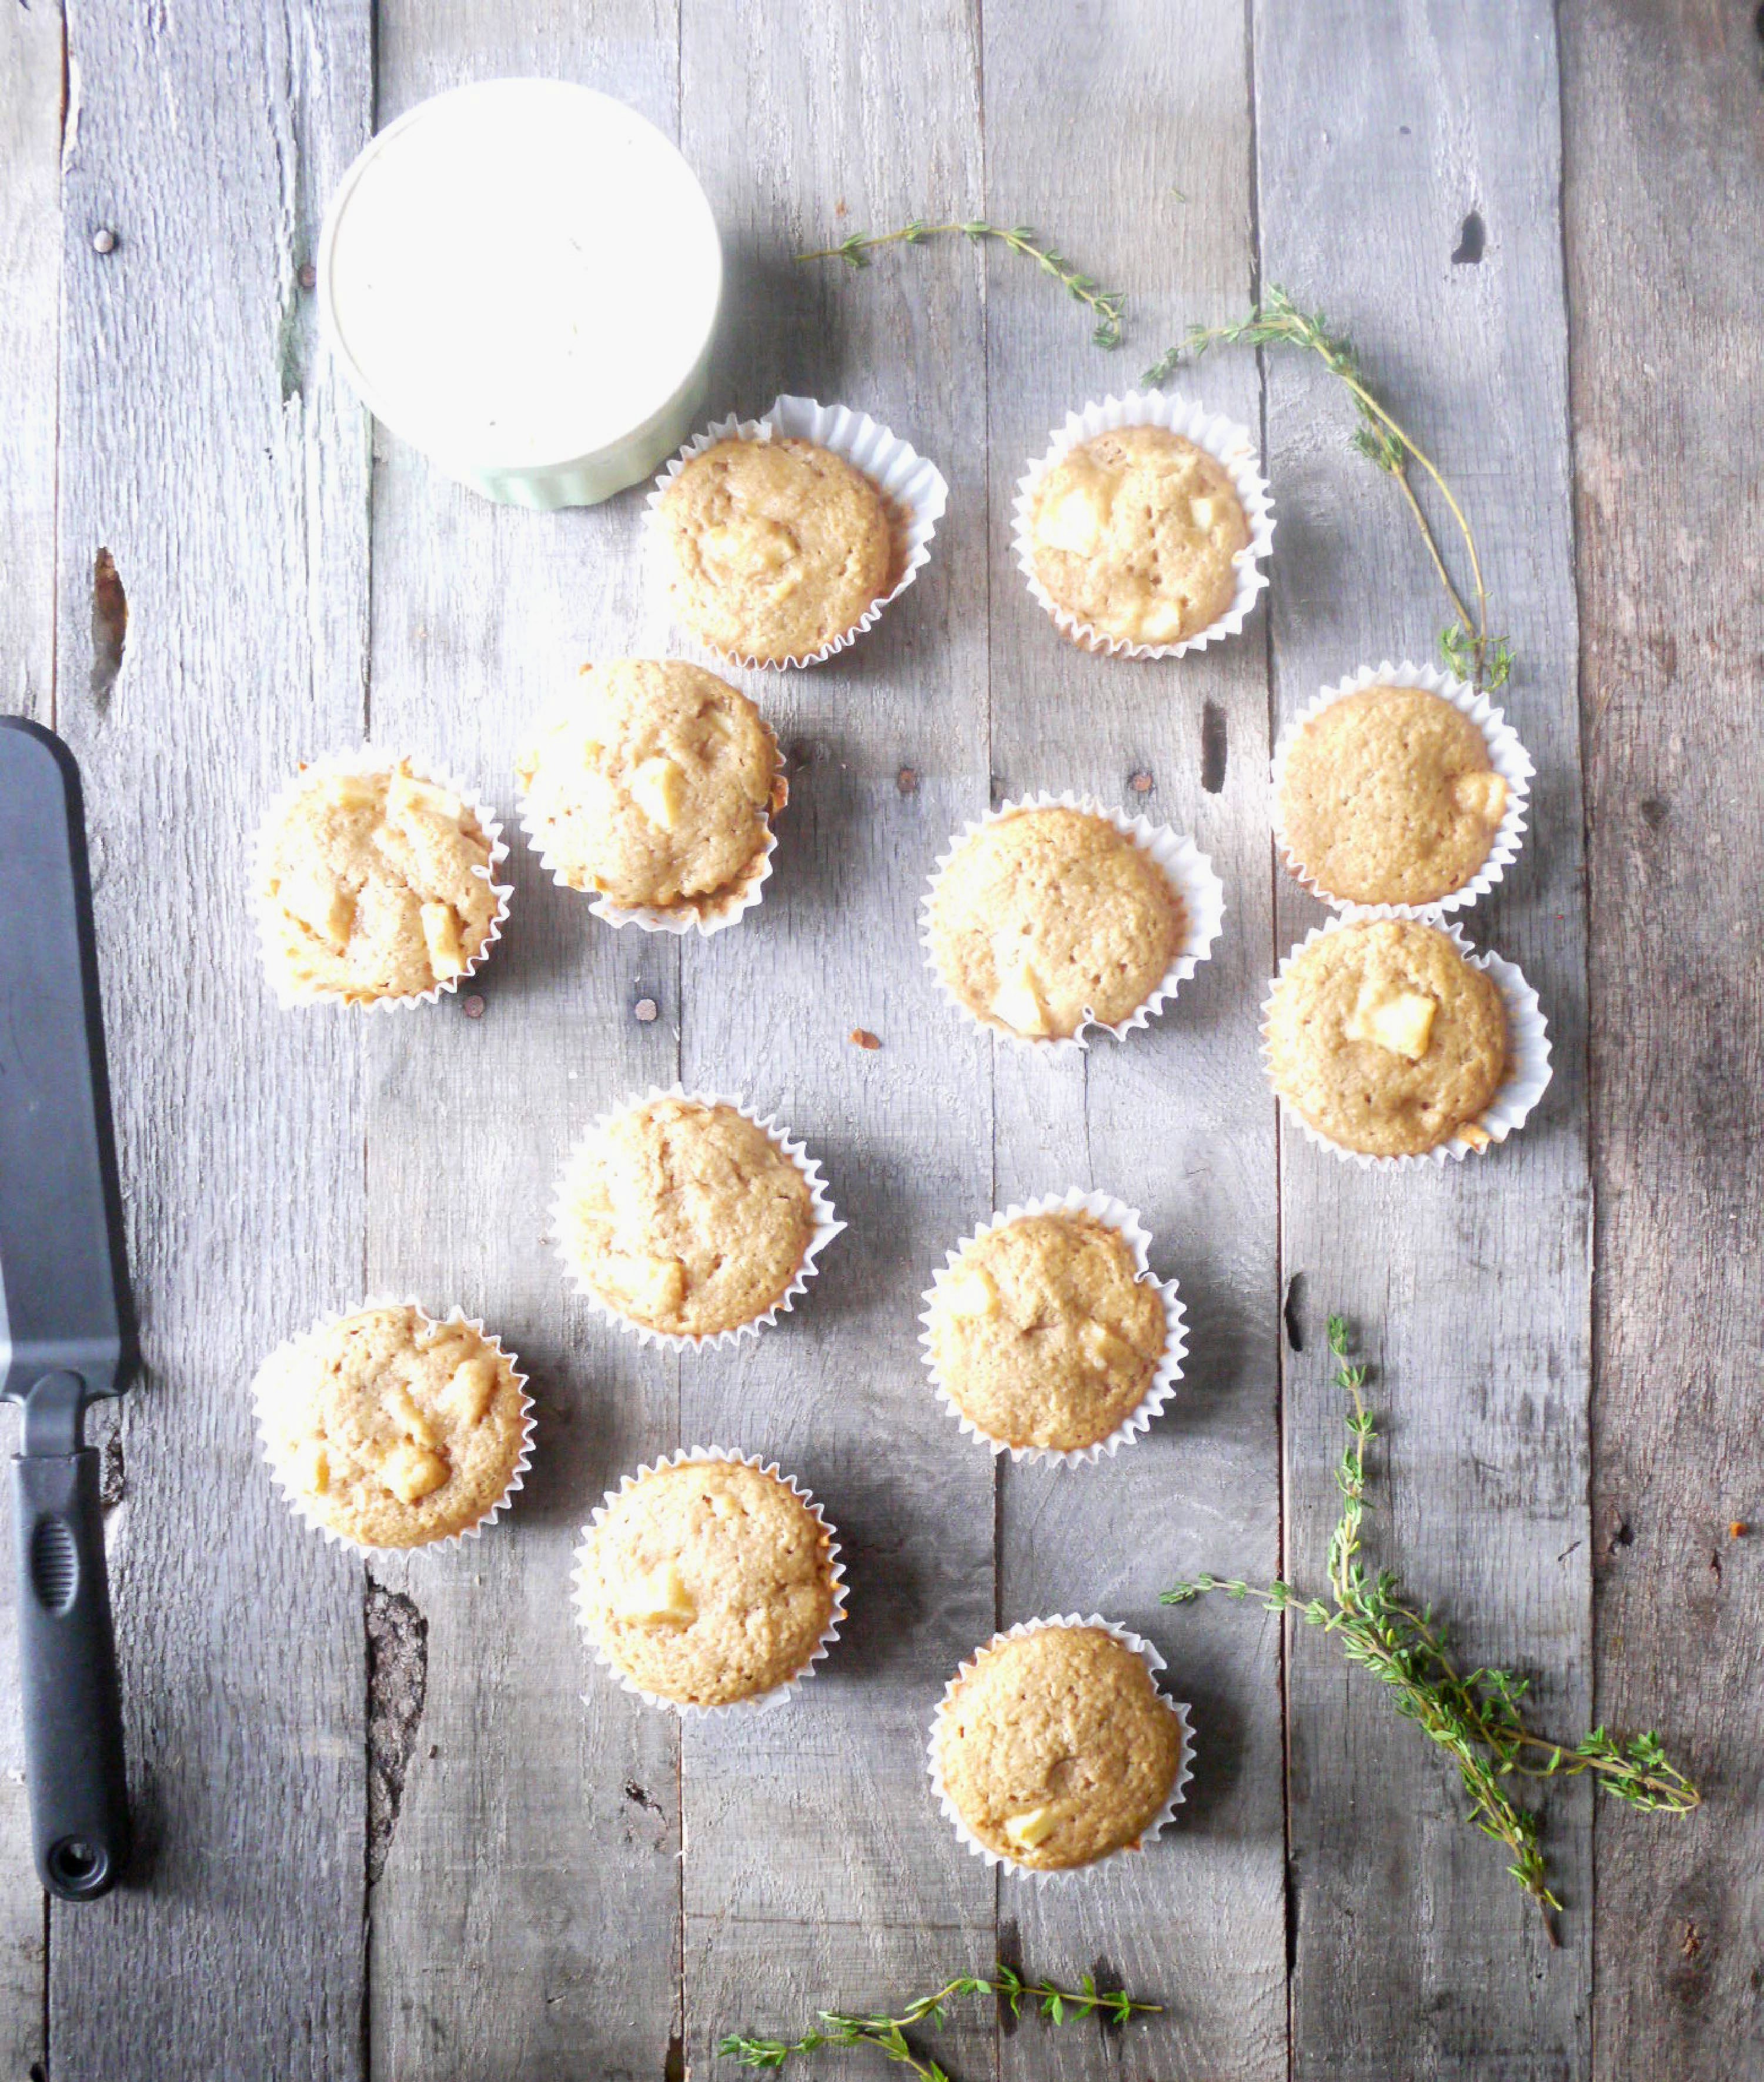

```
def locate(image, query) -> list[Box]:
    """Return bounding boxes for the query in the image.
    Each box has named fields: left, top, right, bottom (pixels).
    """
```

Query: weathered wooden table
left=1, top=2, right=1758, bottom=2076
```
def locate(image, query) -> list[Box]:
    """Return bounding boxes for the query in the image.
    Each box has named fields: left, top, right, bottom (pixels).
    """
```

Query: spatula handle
left=12, top=1444, right=129, bottom=1897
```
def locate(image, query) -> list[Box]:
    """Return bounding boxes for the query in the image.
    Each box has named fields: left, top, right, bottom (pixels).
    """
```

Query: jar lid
left=319, top=79, right=721, bottom=475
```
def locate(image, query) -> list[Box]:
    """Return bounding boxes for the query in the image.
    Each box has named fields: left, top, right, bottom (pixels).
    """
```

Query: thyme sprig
left=798, top=220, right=1127, bottom=349
left=1145, top=288, right=1512, bottom=692
left=719, top=1963, right=1158, bottom=2080
left=1164, top=1315, right=1699, bottom=1937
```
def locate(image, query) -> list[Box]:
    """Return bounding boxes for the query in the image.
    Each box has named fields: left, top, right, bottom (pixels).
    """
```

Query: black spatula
left=0, top=717, right=133, bottom=1899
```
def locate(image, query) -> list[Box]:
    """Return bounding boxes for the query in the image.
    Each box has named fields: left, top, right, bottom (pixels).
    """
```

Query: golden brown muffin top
left=558, top=1097, right=816, bottom=1337
left=1265, top=918, right=1509, bottom=1157
left=516, top=658, right=780, bottom=912
left=658, top=436, right=891, bottom=663
left=936, top=1624, right=1185, bottom=1869
left=927, top=1212, right=1167, bottom=1451
left=258, top=1304, right=528, bottom=1549
left=1278, top=684, right=1507, bottom=907
left=578, top=1459, right=839, bottom=1707
left=258, top=762, right=499, bottom=1004
left=926, top=807, right=1182, bottom=1040
left=1029, top=426, right=1249, bottom=645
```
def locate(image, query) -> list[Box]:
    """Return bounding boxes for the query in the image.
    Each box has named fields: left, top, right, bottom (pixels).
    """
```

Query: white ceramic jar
left=318, top=79, right=722, bottom=509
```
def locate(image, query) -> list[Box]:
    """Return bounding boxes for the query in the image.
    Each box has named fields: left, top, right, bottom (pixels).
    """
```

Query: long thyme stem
left=719, top=1964, right=1158, bottom=2078
left=797, top=218, right=1127, bottom=350
left=1145, top=288, right=1511, bottom=693
left=1163, top=1314, right=1699, bottom=1932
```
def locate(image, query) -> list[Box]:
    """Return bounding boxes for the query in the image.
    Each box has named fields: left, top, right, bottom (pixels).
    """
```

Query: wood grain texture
left=0, top=4, right=64, bottom=2070
left=4, top=2, right=1751, bottom=2073
left=1257, top=5, right=1592, bottom=2076
left=1559, top=4, right=1764, bottom=2073
left=48, top=1, right=373, bottom=2076
left=980, top=5, right=1287, bottom=2077
left=362, top=9, right=688, bottom=2080
left=673, top=0, right=999, bottom=2067
left=1, top=0, right=61, bottom=731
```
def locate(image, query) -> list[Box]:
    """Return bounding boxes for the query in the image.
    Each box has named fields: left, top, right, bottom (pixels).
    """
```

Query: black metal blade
left=0, top=720, right=136, bottom=1405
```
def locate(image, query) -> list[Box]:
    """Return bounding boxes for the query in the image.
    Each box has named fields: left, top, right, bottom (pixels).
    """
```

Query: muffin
left=1277, top=682, right=1510, bottom=907
left=925, top=805, right=1184, bottom=1041
left=576, top=1455, right=842, bottom=1710
left=1027, top=425, right=1250, bottom=648
left=256, top=759, right=503, bottom=1005
left=515, top=659, right=783, bottom=919
left=933, top=1623, right=1187, bottom=1871
left=1264, top=917, right=1509, bottom=1158
left=556, top=1095, right=823, bottom=1339
left=255, top=1303, right=531, bottom=1549
left=926, top=1209, right=1170, bottom=1453
left=656, top=435, right=892, bottom=663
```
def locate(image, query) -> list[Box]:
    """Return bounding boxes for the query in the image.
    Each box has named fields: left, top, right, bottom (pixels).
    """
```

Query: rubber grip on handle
left=12, top=1449, right=129, bottom=1898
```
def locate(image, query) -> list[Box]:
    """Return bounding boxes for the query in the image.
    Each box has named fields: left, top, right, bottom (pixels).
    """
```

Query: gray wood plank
left=981, top=5, right=1288, bottom=2077
left=673, top=0, right=998, bottom=2066
left=0, top=2, right=65, bottom=2068
left=48, top=2, right=373, bottom=2076
left=361, top=9, right=689, bottom=2080
left=1256, top=6, right=1592, bottom=2076
left=0, top=0, right=61, bottom=730
left=1557, top=5, right=1764, bottom=2074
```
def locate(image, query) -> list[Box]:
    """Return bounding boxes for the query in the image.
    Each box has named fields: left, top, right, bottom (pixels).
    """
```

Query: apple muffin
left=516, top=658, right=782, bottom=919
left=556, top=1095, right=819, bottom=1339
left=926, top=1210, right=1168, bottom=1452
left=256, top=759, right=502, bottom=1005
left=1027, top=425, right=1249, bottom=647
left=933, top=1622, right=1187, bottom=1871
left=576, top=1456, right=841, bottom=1709
left=1277, top=682, right=1509, bottom=907
left=925, top=805, right=1183, bottom=1041
left=256, top=1303, right=530, bottom=1549
left=656, top=435, right=891, bottom=663
left=1264, top=917, right=1509, bottom=1157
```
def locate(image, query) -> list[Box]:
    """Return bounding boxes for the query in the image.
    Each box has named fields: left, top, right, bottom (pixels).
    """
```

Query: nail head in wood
left=91, top=226, right=118, bottom=255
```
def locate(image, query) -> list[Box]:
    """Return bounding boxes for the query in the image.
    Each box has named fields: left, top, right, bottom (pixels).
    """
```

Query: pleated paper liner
left=1013, top=389, right=1275, bottom=660
left=1261, top=910, right=1552, bottom=1170
left=646, top=393, right=949, bottom=669
left=573, top=1445, right=846, bottom=1718
left=919, top=1188, right=1187, bottom=1469
left=927, top=1614, right=1194, bottom=1881
left=1271, top=659, right=1535, bottom=917
left=253, top=1299, right=534, bottom=1554
left=251, top=750, right=513, bottom=1011
left=920, top=791, right=1226, bottom=1057
left=552, top=1085, right=844, bottom=1352
left=517, top=705, right=787, bottom=937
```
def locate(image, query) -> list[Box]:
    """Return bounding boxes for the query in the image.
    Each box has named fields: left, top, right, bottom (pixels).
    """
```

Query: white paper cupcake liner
left=1271, top=659, right=1535, bottom=917
left=646, top=393, right=949, bottom=669
left=573, top=1444, right=847, bottom=1718
left=1013, top=391, right=1275, bottom=660
left=552, top=1085, right=845, bottom=1352
left=927, top=1614, right=1194, bottom=1881
left=920, top=792, right=1225, bottom=1056
left=919, top=1189, right=1187, bottom=1469
left=251, top=750, right=513, bottom=1012
left=1261, top=910, right=1552, bottom=1169
left=517, top=719, right=787, bottom=938
left=252, top=1297, right=535, bottom=1555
